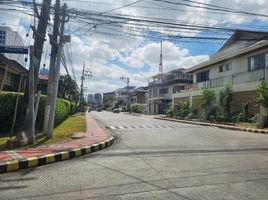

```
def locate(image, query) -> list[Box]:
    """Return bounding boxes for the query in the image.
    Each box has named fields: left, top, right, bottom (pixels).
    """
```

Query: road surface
left=1, top=111, right=268, bottom=200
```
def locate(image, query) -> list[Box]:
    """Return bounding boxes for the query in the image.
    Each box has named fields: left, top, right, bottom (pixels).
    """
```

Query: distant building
left=0, top=26, right=25, bottom=66
left=149, top=69, right=193, bottom=114
left=130, top=86, right=148, bottom=113
left=87, top=94, right=94, bottom=105
left=114, top=86, right=136, bottom=104
left=94, top=93, right=103, bottom=105
left=103, top=91, right=115, bottom=99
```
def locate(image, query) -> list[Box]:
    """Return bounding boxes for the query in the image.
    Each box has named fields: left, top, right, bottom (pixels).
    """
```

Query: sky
left=1, top=0, right=268, bottom=95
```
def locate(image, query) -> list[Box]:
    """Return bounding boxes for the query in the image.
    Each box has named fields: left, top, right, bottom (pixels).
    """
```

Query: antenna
left=159, top=41, right=163, bottom=73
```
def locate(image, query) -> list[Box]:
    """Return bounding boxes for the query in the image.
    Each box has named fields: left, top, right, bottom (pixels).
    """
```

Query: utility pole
left=79, top=61, right=92, bottom=107
left=43, top=0, right=61, bottom=135
left=159, top=41, right=163, bottom=73
left=120, top=77, right=130, bottom=111
left=45, top=2, right=69, bottom=138
left=17, top=0, right=51, bottom=144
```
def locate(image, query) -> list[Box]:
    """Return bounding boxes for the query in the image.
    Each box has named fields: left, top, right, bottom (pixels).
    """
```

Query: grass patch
left=0, top=112, right=86, bottom=150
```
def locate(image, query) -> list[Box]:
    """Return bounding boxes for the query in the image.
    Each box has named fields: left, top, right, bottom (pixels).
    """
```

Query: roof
left=151, top=68, right=186, bottom=78
left=186, top=30, right=268, bottom=73
left=0, top=54, right=28, bottom=75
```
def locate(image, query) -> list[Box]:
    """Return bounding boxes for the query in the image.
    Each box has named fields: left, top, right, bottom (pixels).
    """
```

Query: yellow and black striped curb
left=0, top=136, right=114, bottom=173
left=155, top=117, right=268, bottom=134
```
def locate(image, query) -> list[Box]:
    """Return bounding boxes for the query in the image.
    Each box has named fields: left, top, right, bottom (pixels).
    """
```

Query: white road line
left=110, top=126, right=116, bottom=130
left=117, top=126, right=125, bottom=129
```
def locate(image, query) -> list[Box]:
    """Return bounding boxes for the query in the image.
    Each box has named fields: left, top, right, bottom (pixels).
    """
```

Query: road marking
left=117, top=126, right=125, bottom=129
left=110, top=126, right=116, bottom=130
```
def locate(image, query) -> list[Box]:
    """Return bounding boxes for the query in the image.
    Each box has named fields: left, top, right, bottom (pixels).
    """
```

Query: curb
left=154, top=117, right=268, bottom=134
left=0, top=136, right=115, bottom=174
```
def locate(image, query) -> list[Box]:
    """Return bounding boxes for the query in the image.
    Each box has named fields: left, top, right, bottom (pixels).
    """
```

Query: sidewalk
left=0, top=112, right=114, bottom=173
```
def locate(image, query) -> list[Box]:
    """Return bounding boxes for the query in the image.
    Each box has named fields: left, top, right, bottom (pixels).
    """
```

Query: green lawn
left=0, top=112, right=86, bottom=150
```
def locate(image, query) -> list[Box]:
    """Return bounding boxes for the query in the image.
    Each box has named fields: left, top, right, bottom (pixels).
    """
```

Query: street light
left=120, top=76, right=130, bottom=112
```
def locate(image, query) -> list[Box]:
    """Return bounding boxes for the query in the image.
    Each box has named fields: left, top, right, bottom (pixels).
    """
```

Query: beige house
left=173, top=30, right=268, bottom=115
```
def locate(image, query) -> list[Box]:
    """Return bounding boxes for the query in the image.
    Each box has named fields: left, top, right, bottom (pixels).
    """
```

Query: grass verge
left=0, top=112, right=86, bottom=150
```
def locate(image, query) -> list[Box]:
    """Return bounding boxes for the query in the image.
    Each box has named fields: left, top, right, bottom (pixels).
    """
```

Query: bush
left=201, top=88, right=216, bottom=120
left=166, top=103, right=173, bottom=117
left=0, top=92, right=79, bottom=133
left=130, top=103, right=143, bottom=113
left=236, top=102, right=250, bottom=123
left=174, top=101, right=190, bottom=119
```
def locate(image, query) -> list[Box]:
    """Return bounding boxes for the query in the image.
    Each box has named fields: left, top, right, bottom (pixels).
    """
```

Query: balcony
left=191, top=68, right=267, bottom=91
left=149, top=74, right=193, bottom=88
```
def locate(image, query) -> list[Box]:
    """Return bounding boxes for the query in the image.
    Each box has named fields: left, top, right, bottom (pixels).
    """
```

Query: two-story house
left=173, top=30, right=268, bottom=115
left=149, top=69, right=193, bottom=114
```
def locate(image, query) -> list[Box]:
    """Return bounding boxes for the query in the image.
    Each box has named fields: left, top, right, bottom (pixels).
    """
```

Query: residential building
left=103, top=91, right=115, bottom=99
left=37, top=67, right=49, bottom=94
left=0, top=26, right=25, bottom=66
left=149, top=69, right=193, bottom=114
left=0, top=54, right=27, bottom=92
left=173, top=30, right=268, bottom=116
left=94, top=93, right=103, bottom=105
left=130, top=86, right=148, bottom=112
left=114, top=86, right=136, bottom=104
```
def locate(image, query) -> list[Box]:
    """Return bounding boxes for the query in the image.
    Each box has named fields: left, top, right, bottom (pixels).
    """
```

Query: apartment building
left=149, top=69, right=193, bottom=114
left=0, top=26, right=25, bottom=66
left=173, top=30, right=268, bottom=115
left=114, top=86, right=136, bottom=104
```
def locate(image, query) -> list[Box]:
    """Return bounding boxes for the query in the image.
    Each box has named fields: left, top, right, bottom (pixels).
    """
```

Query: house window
left=219, top=63, right=232, bottom=73
left=196, top=70, right=209, bottom=83
left=159, top=88, right=168, bottom=94
left=0, top=30, right=6, bottom=45
left=248, top=53, right=268, bottom=71
left=4, top=72, right=11, bottom=86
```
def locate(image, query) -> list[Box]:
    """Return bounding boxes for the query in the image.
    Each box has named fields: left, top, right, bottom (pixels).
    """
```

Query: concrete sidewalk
left=0, top=112, right=114, bottom=173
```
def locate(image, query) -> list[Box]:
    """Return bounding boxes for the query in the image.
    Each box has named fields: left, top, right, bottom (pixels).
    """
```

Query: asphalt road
left=1, top=111, right=268, bottom=200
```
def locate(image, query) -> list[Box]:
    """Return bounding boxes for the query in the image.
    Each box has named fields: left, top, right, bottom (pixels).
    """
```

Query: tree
left=103, top=96, right=116, bottom=109
left=201, top=88, right=217, bottom=120
left=58, top=75, right=79, bottom=102
left=219, top=84, right=233, bottom=119
left=256, top=80, right=268, bottom=107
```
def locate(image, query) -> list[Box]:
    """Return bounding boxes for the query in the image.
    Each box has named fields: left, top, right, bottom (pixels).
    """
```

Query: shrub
left=0, top=92, right=78, bottom=133
left=219, top=84, right=233, bottom=119
left=256, top=80, right=268, bottom=107
left=166, top=102, right=173, bottom=117
left=130, top=103, right=143, bottom=113
left=201, top=88, right=216, bottom=120
left=174, top=101, right=190, bottom=119
left=236, top=102, right=250, bottom=122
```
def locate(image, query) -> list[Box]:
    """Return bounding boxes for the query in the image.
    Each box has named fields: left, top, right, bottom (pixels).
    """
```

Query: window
left=159, top=88, right=168, bottom=94
left=219, top=63, right=232, bottom=73
left=248, top=53, right=268, bottom=71
left=196, top=70, right=209, bottom=83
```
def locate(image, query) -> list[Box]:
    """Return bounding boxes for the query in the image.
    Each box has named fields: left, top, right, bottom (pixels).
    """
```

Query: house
left=114, top=86, right=136, bottom=104
left=0, top=54, right=27, bottom=92
left=149, top=69, right=193, bottom=114
left=103, top=91, right=115, bottom=99
left=173, top=30, right=268, bottom=116
left=130, top=86, right=148, bottom=112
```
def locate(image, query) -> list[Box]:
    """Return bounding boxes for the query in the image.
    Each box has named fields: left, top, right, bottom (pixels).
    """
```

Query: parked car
left=113, top=108, right=120, bottom=113
left=96, top=107, right=103, bottom=112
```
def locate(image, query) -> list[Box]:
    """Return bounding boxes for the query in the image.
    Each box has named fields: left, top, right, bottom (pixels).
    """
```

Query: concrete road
left=1, top=111, right=268, bottom=200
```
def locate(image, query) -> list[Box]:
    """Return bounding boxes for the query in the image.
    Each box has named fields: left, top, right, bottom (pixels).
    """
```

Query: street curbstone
left=155, top=117, right=268, bottom=135
left=0, top=136, right=115, bottom=174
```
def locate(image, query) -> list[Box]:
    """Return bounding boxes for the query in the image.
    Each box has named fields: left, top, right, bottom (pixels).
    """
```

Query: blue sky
left=2, top=0, right=268, bottom=94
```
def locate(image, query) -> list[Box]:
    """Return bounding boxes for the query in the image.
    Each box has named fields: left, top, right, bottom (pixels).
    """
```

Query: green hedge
left=0, top=92, right=78, bottom=133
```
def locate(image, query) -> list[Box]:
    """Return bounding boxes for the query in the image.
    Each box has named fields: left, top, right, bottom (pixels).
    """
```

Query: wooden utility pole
left=43, top=0, right=61, bottom=136
left=45, top=3, right=69, bottom=138
left=17, top=0, right=51, bottom=144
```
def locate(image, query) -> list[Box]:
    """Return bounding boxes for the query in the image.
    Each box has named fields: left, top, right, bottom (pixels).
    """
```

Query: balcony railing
left=191, top=68, right=267, bottom=91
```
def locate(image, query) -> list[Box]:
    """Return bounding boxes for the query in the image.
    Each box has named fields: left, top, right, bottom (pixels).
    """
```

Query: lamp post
left=120, top=76, right=130, bottom=111
left=137, top=73, right=150, bottom=114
